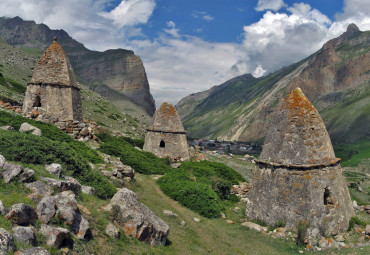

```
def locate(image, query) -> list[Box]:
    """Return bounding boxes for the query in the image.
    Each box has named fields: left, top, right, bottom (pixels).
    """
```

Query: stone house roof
left=29, top=38, right=79, bottom=88
left=147, top=102, right=186, bottom=133
left=259, top=88, right=337, bottom=166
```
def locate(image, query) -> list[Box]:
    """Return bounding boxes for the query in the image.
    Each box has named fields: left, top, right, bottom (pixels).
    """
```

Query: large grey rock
left=36, top=196, right=57, bottom=224
left=0, top=155, right=6, bottom=169
left=55, top=191, right=91, bottom=239
left=0, top=228, right=15, bottom=254
left=16, top=247, right=50, bottom=255
left=12, top=226, right=37, bottom=246
left=6, top=203, right=38, bottom=226
left=0, top=200, right=4, bottom=215
left=106, top=188, right=170, bottom=246
left=41, top=177, right=81, bottom=193
left=2, top=162, right=23, bottom=183
left=25, top=181, right=53, bottom=197
left=81, top=185, right=95, bottom=195
left=39, top=225, right=71, bottom=248
left=18, top=168, right=35, bottom=183
left=105, top=223, right=120, bottom=239
left=0, top=126, right=14, bottom=131
left=45, top=163, right=62, bottom=177
left=19, top=123, right=42, bottom=136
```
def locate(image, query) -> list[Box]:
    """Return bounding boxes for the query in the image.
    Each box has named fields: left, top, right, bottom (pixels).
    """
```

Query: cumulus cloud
left=163, top=21, right=180, bottom=38
left=99, top=0, right=155, bottom=27
left=255, top=0, right=286, bottom=12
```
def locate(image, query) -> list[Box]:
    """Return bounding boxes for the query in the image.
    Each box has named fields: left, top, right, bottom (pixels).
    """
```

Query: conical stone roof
left=259, top=88, right=337, bottom=165
left=148, top=102, right=186, bottom=133
left=29, top=38, right=78, bottom=88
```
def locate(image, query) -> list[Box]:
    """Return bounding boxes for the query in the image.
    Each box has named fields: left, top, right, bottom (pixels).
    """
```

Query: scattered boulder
left=0, top=155, right=6, bottom=169
left=366, top=225, right=370, bottom=236
left=6, top=203, right=38, bottom=226
left=74, top=216, right=91, bottom=240
left=15, top=247, right=50, bottom=255
left=25, top=181, right=53, bottom=197
left=163, top=210, right=178, bottom=218
left=193, top=217, right=200, bottom=222
left=41, top=177, right=81, bottom=193
left=12, top=226, right=37, bottom=246
left=105, top=223, right=120, bottom=239
left=18, top=168, right=35, bottom=183
left=2, top=162, right=23, bottom=183
left=19, top=123, right=42, bottom=136
left=81, top=185, right=95, bottom=195
left=0, top=228, right=15, bottom=254
left=39, top=225, right=71, bottom=248
left=45, top=164, right=62, bottom=177
left=241, top=222, right=267, bottom=232
left=0, top=200, right=4, bottom=215
left=106, top=188, right=170, bottom=246
left=0, top=126, right=14, bottom=131
left=36, top=196, right=57, bottom=224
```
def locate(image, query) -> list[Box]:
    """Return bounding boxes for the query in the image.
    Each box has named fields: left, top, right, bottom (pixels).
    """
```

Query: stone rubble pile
left=230, top=182, right=251, bottom=202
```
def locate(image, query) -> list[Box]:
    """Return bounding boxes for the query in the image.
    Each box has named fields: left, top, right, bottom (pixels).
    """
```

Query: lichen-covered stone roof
left=29, top=38, right=78, bottom=88
left=259, top=88, right=337, bottom=165
left=148, top=102, right=185, bottom=133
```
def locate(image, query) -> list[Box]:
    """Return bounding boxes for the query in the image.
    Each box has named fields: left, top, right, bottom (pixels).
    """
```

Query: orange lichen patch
left=148, top=102, right=186, bottom=132
left=283, top=88, right=314, bottom=114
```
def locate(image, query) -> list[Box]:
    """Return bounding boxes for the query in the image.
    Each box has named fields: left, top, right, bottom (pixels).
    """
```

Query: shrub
left=0, top=130, right=115, bottom=199
left=296, top=219, right=310, bottom=247
left=157, top=170, right=224, bottom=218
left=0, top=111, right=103, bottom=164
left=348, top=216, right=366, bottom=231
left=98, top=134, right=171, bottom=174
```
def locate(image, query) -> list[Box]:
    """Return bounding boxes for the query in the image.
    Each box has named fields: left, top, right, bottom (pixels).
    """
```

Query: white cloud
left=192, top=11, right=214, bottom=21
left=99, top=0, right=155, bottom=28
left=255, top=0, right=286, bottom=12
left=0, top=0, right=369, bottom=107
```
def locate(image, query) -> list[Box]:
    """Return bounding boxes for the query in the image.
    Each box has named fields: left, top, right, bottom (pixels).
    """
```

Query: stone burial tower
left=23, top=38, right=83, bottom=121
left=246, top=88, right=354, bottom=238
left=143, top=102, right=190, bottom=161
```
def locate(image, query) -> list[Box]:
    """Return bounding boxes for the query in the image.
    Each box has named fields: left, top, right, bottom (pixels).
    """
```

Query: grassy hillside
left=0, top=39, right=149, bottom=138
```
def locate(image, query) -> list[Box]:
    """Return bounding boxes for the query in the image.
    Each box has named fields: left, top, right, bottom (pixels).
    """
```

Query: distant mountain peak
left=347, top=23, right=360, bottom=33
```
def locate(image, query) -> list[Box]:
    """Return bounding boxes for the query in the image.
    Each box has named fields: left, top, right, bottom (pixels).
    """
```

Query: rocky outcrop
left=12, top=226, right=37, bottom=246
left=39, top=225, right=71, bottom=248
left=16, top=247, right=51, bottom=255
left=0, top=228, right=15, bottom=254
left=6, top=203, right=38, bottom=226
left=106, top=188, right=170, bottom=246
left=45, top=163, right=62, bottom=177
left=41, top=177, right=81, bottom=193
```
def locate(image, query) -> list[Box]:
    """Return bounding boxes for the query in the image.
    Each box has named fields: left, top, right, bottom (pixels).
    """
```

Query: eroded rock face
left=2, top=162, right=23, bottom=183
left=106, top=188, right=170, bottom=246
left=246, top=88, right=354, bottom=239
left=0, top=228, right=15, bottom=254
left=37, top=196, right=57, bottom=224
left=45, top=163, right=62, bottom=177
left=41, top=177, right=81, bottom=193
left=6, top=203, right=38, bottom=226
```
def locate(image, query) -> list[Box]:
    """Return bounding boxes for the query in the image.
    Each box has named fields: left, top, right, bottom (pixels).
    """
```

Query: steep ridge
left=0, top=16, right=155, bottom=115
left=177, top=24, right=370, bottom=145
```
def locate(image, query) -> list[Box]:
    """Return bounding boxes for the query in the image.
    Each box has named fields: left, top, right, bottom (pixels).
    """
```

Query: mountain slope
left=177, top=24, right=370, bottom=145
left=0, top=16, right=155, bottom=115
left=0, top=39, right=148, bottom=137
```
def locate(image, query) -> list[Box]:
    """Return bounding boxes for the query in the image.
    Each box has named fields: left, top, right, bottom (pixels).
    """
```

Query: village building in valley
left=143, top=102, right=190, bottom=161
left=23, top=38, right=83, bottom=121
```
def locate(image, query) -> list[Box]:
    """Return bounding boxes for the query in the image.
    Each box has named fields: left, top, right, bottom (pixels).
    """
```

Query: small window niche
left=160, top=140, right=165, bottom=148
left=33, top=95, right=42, bottom=107
left=324, top=187, right=335, bottom=205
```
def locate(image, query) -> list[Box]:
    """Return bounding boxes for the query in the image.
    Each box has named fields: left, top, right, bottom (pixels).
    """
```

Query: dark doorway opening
left=324, top=187, right=334, bottom=205
left=160, top=140, right=165, bottom=148
left=33, top=95, right=41, bottom=107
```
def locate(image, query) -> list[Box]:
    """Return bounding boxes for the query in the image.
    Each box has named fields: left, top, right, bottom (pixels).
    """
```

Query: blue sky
left=0, top=0, right=369, bottom=106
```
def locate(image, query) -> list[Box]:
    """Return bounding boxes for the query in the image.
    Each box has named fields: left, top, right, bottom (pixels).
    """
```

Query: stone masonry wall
left=23, top=84, right=82, bottom=121
left=245, top=163, right=354, bottom=238
left=143, top=131, right=189, bottom=161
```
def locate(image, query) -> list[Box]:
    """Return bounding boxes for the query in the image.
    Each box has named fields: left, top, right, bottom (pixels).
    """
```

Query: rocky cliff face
left=177, top=24, right=370, bottom=145
left=0, top=16, right=155, bottom=115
